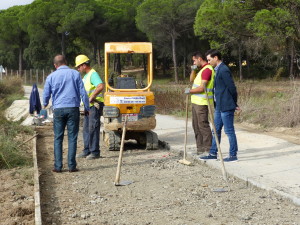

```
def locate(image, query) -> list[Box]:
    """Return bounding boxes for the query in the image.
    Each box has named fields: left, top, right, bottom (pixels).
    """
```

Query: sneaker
left=223, top=156, right=238, bottom=162
left=86, top=154, right=100, bottom=160
left=199, top=154, right=217, bottom=160
left=69, top=168, right=79, bottom=172
left=76, top=152, right=90, bottom=158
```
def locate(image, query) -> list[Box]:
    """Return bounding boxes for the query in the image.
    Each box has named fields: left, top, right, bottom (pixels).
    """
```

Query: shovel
left=178, top=94, right=192, bottom=166
left=204, top=87, right=227, bottom=181
left=114, top=115, right=133, bottom=186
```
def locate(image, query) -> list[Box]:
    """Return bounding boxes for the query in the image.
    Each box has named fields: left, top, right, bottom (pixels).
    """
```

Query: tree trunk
left=183, top=37, right=187, bottom=79
left=93, top=44, right=97, bottom=63
left=61, top=33, right=66, bottom=56
left=114, top=54, right=121, bottom=75
left=18, top=47, right=23, bottom=76
left=171, top=35, right=178, bottom=83
left=246, top=53, right=250, bottom=79
left=183, top=55, right=186, bottom=78
left=162, top=57, right=166, bottom=76
left=97, top=44, right=101, bottom=66
left=289, top=38, right=295, bottom=78
left=143, top=54, right=147, bottom=72
left=238, top=43, right=243, bottom=81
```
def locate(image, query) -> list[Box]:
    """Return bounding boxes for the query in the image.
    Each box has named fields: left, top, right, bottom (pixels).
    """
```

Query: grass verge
left=0, top=77, right=34, bottom=169
left=153, top=78, right=300, bottom=128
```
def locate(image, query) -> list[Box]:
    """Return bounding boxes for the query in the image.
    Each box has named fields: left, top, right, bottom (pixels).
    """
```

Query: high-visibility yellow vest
left=191, top=64, right=215, bottom=105
left=83, top=69, right=104, bottom=107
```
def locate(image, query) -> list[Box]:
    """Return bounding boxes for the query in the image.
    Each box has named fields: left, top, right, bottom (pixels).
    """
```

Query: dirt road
left=34, top=125, right=300, bottom=225
left=2, top=84, right=300, bottom=224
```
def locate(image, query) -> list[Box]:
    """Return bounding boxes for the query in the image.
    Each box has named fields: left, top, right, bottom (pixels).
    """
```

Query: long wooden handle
left=183, top=94, right=189, bottom=160
left=115, top=115, right=128, bottom=185
left=204, top=88, right=227, bottom=181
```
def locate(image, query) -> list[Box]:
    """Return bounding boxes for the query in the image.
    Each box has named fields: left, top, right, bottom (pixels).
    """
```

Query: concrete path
left=154, top=114, right=300, bottom=206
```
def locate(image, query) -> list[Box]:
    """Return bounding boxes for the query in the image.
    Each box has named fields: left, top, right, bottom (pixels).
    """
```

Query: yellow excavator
left=102, top=42, right=158, bottom=150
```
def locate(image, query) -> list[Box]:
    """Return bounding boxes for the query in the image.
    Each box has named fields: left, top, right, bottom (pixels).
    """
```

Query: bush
left=236, top=79, right=300, bottom=128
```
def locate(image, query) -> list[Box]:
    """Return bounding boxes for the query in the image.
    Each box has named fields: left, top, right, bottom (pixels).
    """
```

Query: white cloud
left=0, top=0, right=34, bottom=10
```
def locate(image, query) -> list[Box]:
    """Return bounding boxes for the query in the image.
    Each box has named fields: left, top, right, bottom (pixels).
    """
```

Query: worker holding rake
left=185, top=52, right=215, bottom=155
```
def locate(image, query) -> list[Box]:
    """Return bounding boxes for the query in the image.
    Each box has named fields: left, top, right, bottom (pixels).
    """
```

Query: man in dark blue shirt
left=200, top=49, right=239, bottom=162
left=43, top=55, right=89, bottom=172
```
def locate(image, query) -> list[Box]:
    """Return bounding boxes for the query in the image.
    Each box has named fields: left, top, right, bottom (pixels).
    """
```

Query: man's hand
left=89, top=96, right=95, bottom=103
left=235, top=107, right=242, bottom=116
left=184, top=88, right=191, bottom=94
left=191, top=65, right=198, bottom=71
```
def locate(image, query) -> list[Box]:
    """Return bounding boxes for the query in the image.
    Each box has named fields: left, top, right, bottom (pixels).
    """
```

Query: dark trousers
left=82, top=105, right=101, bottom=156
left=192, top=103, right=212, bottom=153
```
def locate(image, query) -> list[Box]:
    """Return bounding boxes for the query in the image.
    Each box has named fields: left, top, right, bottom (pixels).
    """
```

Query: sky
left=0, top=0, right=34, bottom=10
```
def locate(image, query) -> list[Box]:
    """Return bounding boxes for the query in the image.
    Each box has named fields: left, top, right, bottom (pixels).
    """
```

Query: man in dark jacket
left=200, top=49, right=239, bottom=162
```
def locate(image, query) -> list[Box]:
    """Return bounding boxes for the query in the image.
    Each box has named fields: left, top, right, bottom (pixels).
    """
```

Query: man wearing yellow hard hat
left=75, top=55, right=104, bottom=160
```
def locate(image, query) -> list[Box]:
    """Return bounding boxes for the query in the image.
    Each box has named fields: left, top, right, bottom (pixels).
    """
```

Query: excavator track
left=103, top=130, right=121, bottom=151
left=103, top=129, right=159, bottom=151
left=145, top=130, right=159, bottom=150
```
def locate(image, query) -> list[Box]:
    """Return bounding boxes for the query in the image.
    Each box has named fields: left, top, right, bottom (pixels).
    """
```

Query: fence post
left=0, top=70, right=2, bottom=80
left=11, top=69, right=13, bottom=76
left=43, top=69, right=45, bottom=84
left=17, top=70, right=19, bottom=77
left=36, top=69, right=38, bottom=85
left=25, top=70, right=27, bottom=84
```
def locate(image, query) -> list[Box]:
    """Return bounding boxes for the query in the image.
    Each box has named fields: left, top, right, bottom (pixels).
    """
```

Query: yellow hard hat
left=75, top=55, right=90, bottom=67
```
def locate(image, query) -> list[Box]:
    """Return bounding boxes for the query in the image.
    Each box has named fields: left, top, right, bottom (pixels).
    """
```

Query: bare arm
left=89, top=83, right=104, bottom=103
left=189, top=80, right=208, bottom=93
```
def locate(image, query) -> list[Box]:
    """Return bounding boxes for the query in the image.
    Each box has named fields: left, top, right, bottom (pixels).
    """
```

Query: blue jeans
left=82, top=105, right=102, bottom=156
left=53, top=107, right=80, bottom=170
left=209, top=109, right=238, bottom=156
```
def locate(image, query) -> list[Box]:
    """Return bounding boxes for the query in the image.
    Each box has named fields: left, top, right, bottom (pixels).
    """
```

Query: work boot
left=196, top=148, right=205, bottom=155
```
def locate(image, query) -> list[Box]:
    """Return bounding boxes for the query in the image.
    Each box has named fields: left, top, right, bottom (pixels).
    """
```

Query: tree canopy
left=1, top=0, right=300, bottom=80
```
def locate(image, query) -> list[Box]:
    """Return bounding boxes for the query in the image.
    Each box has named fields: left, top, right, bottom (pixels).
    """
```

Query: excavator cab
left=102, top=42, right=158, bottom=150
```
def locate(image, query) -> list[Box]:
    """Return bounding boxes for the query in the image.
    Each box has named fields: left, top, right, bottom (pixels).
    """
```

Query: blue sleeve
left=43, top=77, right=51, bottom=106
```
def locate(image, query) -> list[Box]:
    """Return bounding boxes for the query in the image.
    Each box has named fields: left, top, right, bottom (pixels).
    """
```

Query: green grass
left=152, top=83, right=194, bottom=119
left=0, top=77, right=34, bottom=169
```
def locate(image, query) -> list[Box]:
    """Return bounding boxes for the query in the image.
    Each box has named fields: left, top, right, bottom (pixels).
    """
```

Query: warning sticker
left=110, top=96, right=146, bottom=104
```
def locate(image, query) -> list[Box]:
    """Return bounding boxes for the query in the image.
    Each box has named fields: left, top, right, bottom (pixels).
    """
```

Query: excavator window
left=116, top=76, right=136, bottom=89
